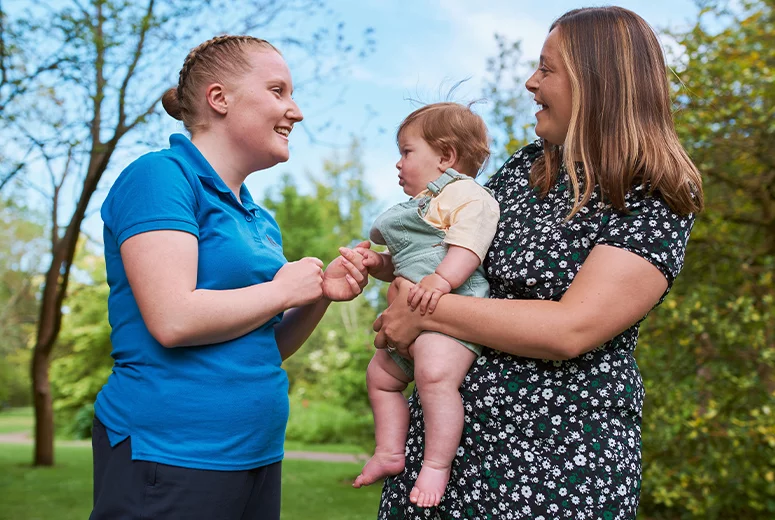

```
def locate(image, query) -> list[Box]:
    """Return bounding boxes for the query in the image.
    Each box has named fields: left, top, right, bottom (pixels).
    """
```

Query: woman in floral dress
left=370, top=7, right=704, bottom=519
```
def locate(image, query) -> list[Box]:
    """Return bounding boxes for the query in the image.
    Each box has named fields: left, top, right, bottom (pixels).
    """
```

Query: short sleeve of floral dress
left=378, top=142, right=695, bottom=520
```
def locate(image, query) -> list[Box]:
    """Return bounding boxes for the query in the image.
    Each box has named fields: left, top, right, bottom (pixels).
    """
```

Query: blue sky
left=83, top=0, right=703, bottom=240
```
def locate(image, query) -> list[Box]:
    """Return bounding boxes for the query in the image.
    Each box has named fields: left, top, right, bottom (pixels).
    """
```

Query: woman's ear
left=438, top=146, right=459, bottom=172
left=205, top=83, right=229, bottom=115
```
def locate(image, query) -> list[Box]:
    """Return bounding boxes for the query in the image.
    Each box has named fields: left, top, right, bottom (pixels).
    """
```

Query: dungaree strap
left=426, top=168, right=469, bottom=196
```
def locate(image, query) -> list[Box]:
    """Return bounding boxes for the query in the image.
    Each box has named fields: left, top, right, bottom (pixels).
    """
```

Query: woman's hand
left=373, top=277, right=424, bottom=359
left=322, top=241, right=370, bottom=301
left=273, top=257, right=324, bottom=307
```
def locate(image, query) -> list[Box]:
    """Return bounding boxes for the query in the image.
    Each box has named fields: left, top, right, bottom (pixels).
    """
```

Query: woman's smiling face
left=525, top=28, right=573, bottom=146
left=226, top=49, right=303, bottom=171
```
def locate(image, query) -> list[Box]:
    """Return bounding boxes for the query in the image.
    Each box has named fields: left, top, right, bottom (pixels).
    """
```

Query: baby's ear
left=438, top=146, right=458, bottom=171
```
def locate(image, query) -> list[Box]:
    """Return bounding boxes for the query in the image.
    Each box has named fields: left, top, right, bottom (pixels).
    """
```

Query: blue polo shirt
left=95, top=134, right=289, bottom=471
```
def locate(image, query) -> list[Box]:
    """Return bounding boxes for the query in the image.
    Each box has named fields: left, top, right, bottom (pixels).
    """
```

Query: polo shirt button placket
left=245, top=210, right=262, bottom=243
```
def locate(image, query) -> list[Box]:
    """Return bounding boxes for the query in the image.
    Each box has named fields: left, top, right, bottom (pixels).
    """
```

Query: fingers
left=302, top=256, right=325, bottom=269
left=407, top=284, right=418, bottom=307
left=408, top=287, right=425, bottom=310
left=418, top=291, right=433, bottom=315
left=337, top=249, right=366, bottom=284
left=372, top=313, right=383, bottom=334
left=345, top=274, right=360, bottom=293
left=374, top=328, right=387, bottom=350
left=338, top=247, right=360, bottom=264
left=427, top=291, right=442, bottom=314
left=354, top=248, right=378, bottom=267
left=354, top=240, right=371, bottom=249
left=359, top=253, right=376, bottom=267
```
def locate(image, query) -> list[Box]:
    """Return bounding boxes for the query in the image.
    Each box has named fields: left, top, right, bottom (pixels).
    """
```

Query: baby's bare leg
left=353, top=349, right=412, bottom=488
left=409, top=333, right=477, bottom=508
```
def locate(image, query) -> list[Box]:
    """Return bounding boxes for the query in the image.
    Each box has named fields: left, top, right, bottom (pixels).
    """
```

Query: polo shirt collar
left=169, top=133, right=232, bottom=195
left=239, top=185, right=259, bottom=211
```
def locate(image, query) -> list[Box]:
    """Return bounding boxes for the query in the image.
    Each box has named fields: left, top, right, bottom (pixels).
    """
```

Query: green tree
left=0, top=0, right=374, bottom=466
left=0, top=195, right=46, bottom=406
left=265, top=140, right=380, bottom=444
left=264, top=139, right=377, bottom=263
left=482, top=34, right=534, bottom=168
left=637, top=1, right=775, bottom=517
left=50, top=247, right=111, bottom=439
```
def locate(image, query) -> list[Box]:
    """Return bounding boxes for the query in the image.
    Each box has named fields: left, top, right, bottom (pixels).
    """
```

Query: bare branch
left=123, top=93, right=163, bottom=136
left=1, top=1, right=7, bottom=88
left=117, top=0, right=155, bottom=131
left=91, top=1, right=106, bottom=147
left=0, top=162, right=24, bottom=191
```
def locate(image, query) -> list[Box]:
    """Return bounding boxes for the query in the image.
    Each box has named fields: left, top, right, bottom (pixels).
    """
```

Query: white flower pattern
left=378, top=142, right=694, bottom=520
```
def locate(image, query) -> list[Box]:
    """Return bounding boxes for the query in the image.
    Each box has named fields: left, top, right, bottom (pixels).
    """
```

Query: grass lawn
left=0, top=443, right=382, bottom=520
left=283, top=440, right=367, bottom=455
left=0, top=407, right=33, bottom=434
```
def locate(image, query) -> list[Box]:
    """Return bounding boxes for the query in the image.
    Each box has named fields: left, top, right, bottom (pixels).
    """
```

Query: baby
left=350, top=102, right=499, bottom=508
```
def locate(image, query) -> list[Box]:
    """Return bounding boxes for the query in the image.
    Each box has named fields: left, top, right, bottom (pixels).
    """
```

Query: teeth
left=275, top=127, right=290, bottom=137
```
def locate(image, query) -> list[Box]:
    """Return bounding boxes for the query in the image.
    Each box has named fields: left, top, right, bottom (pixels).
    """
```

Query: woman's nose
left=525, top=70, right=539, bottom=93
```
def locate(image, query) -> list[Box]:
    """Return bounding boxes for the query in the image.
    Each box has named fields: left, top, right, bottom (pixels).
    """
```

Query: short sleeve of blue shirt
left=102, top=154, right=199, bottom=246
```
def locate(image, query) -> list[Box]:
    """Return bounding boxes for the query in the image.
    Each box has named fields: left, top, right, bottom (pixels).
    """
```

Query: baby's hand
left=354, top=246, right=388, bottom=277
left=407, top=273, right=452, bottom=315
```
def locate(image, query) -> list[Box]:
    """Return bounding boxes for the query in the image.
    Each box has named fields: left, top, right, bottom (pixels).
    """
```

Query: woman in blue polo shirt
left=91, top=35, right=367, bottom=520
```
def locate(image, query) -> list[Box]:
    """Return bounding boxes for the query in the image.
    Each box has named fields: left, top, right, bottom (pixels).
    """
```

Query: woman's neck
left=191, top=131, right=249, bottom=200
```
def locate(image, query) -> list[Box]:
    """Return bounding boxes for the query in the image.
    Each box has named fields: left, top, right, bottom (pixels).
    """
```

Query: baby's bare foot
left=352, top=452, right=405, bottom=488
left=409, top=464, right=451, bottom=508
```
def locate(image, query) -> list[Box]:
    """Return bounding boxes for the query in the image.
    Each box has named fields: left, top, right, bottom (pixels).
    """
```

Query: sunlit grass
left=0, top=443, right=382, bottom=520
left=0, top=407, right=33, bottom=434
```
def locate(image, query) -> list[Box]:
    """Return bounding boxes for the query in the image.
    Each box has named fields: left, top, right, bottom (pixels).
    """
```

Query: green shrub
left=286, top=398, right=374, bottom=448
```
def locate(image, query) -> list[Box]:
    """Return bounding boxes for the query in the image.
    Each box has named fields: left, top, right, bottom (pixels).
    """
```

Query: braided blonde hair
left=162, top=35, right=279, bottom=133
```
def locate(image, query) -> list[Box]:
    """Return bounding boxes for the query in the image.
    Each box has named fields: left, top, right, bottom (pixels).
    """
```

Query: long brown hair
left=531, top=7, right=703, bottom=217
left=161, top=35, right=279, bottom=133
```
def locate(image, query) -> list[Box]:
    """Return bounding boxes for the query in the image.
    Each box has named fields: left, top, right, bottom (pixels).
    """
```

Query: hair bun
left=161, top=87, right=183, bottom=121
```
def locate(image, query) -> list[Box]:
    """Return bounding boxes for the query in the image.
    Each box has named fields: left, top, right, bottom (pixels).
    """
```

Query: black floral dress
left=378, top=142, right=695, bottom=520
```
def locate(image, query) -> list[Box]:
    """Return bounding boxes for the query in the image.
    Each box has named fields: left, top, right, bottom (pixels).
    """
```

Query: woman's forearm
left=122, top=231, right=329, bottom=348
left=153, top=282, right=292, bottom=348
left=274, top=298, right=332, bottom=360
left=388, top=245, right=667, bottom=360
left=422, top=295, right=578, bottom=360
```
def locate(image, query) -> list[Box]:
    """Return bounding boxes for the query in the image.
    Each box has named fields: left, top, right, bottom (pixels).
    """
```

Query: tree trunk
left=31, top=242, right=68, bottom=467
left=32, top=348, right=54, bottom=466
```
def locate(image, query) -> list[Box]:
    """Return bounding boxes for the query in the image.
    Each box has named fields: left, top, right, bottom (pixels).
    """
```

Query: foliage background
left=1, top=0, right=773, bottom=517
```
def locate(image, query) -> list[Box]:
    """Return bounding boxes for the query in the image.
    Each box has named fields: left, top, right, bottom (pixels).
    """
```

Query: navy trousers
left=90, top=417, right=282, bottom=520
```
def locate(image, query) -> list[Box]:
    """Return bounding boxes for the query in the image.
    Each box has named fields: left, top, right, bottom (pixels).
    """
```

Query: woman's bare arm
left=121, top=230, right=325, bottom=348
left=374, top=245, right=667, bottom=360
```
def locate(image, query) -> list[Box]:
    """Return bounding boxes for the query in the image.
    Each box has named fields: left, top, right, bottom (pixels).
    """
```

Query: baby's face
left=395, top=126, right=446, bottom=197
